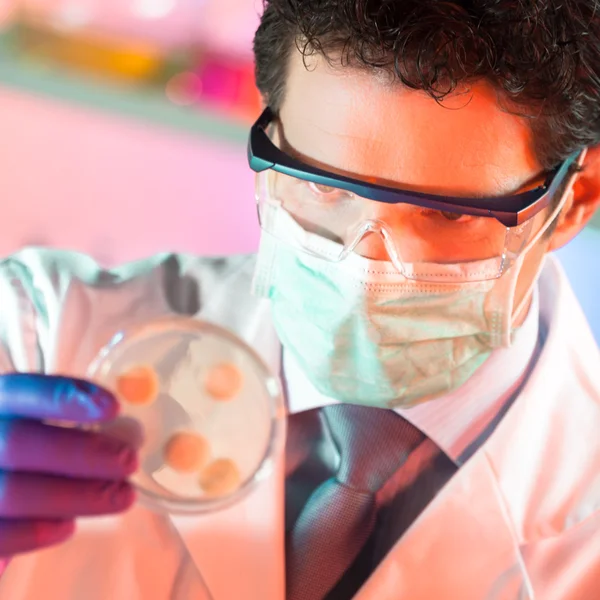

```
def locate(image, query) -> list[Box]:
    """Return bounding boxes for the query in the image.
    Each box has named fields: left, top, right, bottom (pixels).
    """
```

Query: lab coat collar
left=478, top=255, right=600, bottom=543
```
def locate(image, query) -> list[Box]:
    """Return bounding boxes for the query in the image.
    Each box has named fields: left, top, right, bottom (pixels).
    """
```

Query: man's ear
left=549, top=146, right=600, bottom=251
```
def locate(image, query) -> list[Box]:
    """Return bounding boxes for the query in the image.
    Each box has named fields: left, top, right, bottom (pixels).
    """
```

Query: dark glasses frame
left=248, top=107, right=580, bottom=228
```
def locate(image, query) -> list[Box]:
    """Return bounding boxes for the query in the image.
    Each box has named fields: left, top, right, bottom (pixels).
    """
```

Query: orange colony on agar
left=116, top=365, right=160, bottom=406
left=199, top=458, right=242, bottom=497
left=204, top=362, right=243, bottom=401
left=164, top=432, right=210, bottom=474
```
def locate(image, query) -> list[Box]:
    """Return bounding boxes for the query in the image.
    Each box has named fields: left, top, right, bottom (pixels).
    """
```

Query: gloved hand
left=0, top=373, right=138, bottom=557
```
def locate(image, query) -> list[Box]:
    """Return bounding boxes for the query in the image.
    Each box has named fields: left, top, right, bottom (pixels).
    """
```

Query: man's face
left=277, top=49, right=568, bottom=321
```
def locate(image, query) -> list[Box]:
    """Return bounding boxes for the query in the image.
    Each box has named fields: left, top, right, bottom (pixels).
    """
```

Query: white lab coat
left=0, top=248, right=598, bottom=600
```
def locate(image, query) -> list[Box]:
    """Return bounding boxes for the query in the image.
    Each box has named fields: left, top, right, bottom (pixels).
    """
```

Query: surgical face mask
left=251, top=172, right=577, bottom=408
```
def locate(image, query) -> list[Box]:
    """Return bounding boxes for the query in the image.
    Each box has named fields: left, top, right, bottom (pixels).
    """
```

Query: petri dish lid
left=87, top=316, right=284, bottom=515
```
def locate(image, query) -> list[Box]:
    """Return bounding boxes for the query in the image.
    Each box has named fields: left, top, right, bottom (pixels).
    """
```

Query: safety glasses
left=248, top=107, right=581, bottom=282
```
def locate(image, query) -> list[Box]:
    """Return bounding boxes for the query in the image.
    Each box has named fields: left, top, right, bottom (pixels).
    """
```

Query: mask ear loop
left=490, top=218, right=537, bottom=346
left=510, top=148, right=588, bottom=325
left=252, top=175, right=285, bottom=298
left=490, top=149, right=588, bottom=346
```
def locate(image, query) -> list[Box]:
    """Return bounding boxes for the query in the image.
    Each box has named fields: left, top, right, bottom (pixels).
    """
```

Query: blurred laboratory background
left=0, top=0, right=598, bottom=341
left=0, top=0, right=260, bottom=262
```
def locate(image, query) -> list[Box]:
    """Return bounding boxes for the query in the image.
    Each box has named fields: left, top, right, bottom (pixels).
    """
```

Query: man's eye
left=308, top=182, right=337, bottom=195
left=420, top=209, right=474, bottom=223
left=441, top=211, right=464, bottom=221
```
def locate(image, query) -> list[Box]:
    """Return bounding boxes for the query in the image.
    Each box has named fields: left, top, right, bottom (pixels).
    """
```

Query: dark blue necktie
left=286, top=404, right=431, bottom=600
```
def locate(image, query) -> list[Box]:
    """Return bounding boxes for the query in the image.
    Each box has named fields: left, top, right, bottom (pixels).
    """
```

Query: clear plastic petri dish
left=87, top=316, right=284, bottom=515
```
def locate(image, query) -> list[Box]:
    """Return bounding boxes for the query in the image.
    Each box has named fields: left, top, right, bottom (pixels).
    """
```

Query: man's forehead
left=279, top=50, right=542, bottom=197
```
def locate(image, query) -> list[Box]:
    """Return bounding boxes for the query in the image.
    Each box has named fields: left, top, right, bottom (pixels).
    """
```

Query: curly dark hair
left=253, top=0, right=600, bottom=170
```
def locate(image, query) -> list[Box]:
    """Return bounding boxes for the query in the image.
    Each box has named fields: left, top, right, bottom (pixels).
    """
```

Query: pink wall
left=0, top=87, right=260, bottom=266
left=0, top=4, right=16, bottom=29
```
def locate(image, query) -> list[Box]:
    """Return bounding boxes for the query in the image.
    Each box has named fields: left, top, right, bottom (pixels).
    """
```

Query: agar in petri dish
left=199, top=458, right=242, bottom=497
left=164, top=431, right=210, bottom=474
left=116, top=365, right=159, bottom=406
left=204, top=362, right=243, bottom=401
left=87, top=317, right=283, bottom=515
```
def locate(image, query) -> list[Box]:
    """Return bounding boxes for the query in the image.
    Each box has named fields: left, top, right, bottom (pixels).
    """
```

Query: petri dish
left=87, top=316, right=284, bottom=515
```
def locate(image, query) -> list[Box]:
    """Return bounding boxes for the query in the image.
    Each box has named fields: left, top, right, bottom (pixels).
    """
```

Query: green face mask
left=251, top=205, right=537, bottom=409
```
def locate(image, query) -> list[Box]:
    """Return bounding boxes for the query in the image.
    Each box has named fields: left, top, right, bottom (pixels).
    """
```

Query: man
left=0, top=1, right=599, bottom=598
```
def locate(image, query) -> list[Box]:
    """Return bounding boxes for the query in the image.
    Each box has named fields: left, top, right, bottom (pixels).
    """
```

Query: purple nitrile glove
left=0, top=374, right=138, bottom=558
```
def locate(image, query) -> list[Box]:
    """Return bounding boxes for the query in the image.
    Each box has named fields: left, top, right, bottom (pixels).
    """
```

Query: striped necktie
left=286, top=403, right=430, bottom=600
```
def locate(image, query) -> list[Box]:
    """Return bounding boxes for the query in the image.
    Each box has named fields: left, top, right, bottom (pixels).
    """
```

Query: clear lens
left=255, top=167, right=557, bottom=283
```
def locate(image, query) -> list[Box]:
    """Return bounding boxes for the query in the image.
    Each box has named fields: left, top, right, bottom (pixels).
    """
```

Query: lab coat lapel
left=355, top=450, right=531, bottom=600
left=482, top=257, right=600, bottom=544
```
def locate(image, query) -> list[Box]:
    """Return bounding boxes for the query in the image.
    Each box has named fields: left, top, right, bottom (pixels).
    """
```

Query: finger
left=0, top=472, right=136, bottom=518
left=98, top=416, right=145, bottom=450
left=0, top=519, right=75, bottom=557
left=0, top=419, right=138, bottom=479
left=0, top=374, right=118, bottom=423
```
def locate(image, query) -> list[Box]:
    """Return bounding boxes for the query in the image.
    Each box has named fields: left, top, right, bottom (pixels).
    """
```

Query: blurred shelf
left=0, top=26, right=249, bottom=146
